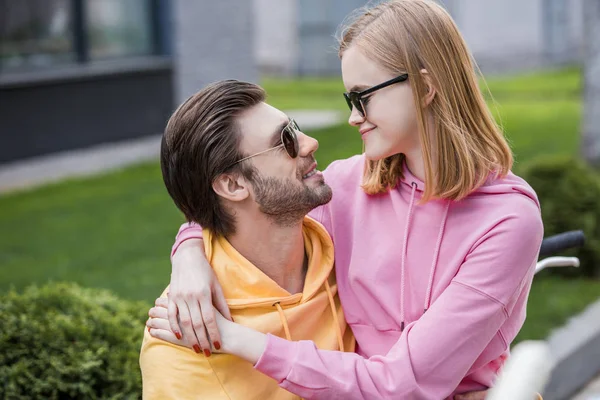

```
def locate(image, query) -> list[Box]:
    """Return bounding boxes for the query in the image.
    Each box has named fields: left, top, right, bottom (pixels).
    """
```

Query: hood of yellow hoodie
left=203, top=216, right=335, bottom=309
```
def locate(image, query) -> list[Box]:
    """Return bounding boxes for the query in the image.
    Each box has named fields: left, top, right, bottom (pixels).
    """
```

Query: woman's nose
left=348, top=107, right=365, bottom=126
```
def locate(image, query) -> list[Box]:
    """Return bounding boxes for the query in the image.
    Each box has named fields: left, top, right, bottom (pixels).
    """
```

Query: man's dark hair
left=160, top=80, right=265, bottom=237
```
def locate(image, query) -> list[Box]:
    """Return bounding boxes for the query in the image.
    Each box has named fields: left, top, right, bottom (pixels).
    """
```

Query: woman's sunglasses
left=228, top=118, right=300, bottom=168
left=343, top=73, right=409, bottom=118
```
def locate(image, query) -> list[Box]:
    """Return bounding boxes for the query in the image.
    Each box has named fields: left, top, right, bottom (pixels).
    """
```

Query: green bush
left=0, top=282, right=147, bottom=399
left=521, top=156, right=600, bottom=278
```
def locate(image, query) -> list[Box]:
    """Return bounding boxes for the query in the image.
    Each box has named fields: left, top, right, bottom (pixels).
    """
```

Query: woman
left=147, top=1, right=543, bottom=398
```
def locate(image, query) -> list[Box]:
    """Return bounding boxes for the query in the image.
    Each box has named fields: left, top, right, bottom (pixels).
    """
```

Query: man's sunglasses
left=343, top=73, right=409, bottom=118
left=227, top=118, right=300, bottom=169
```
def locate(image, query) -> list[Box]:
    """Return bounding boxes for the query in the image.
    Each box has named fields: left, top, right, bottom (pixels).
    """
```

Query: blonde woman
left=147, top=1, right=543, bottom=398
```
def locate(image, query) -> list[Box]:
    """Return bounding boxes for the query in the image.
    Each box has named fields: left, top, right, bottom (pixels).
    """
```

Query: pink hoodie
left=172, top=154, right=544, bottom=399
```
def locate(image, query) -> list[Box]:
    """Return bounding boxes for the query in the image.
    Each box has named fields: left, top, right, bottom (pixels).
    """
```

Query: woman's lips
left=360, top=127, right=374, bottom=137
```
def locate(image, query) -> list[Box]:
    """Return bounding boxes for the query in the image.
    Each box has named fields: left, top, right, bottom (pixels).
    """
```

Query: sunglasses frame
left=343, top=73, right=409, bottom=118
left=227, top=118, right=300, bottom=169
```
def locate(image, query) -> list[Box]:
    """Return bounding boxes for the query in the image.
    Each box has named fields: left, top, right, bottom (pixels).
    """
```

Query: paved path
left=0, top=110, right=343, bottom=194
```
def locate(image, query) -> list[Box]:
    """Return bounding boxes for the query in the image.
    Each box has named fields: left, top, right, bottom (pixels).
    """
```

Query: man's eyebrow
left=269, top=120, right=289, bottom=146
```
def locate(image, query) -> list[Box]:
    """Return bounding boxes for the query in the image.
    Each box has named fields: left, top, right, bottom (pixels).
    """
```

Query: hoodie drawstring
left=400, top=183, right=451, bottom=331
left=423, top=201, right=450, bottom=313
left=273, top=302, right=292, bottom=340
left=400, top=182, right=418, bottom=331
left=325, top=280, right=345, bottom=352
left=272, top=282, right=345, bottom=351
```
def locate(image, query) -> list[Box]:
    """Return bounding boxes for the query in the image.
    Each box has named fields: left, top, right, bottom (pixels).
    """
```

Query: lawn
left=1, top=67, right=597, bottom=343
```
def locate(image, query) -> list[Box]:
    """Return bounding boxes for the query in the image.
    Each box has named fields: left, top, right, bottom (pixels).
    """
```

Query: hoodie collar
left=399, top=160, right=426, bottom=192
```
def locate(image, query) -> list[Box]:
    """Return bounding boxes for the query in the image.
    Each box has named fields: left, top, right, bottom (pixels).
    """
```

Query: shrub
left=520, top=156, right=600, bottom=278
left=0, top=282, right=147, bottom=399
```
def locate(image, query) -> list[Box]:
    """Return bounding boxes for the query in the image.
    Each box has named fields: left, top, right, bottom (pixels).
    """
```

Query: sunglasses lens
left=282, top=121, right=299, bottom=158
left=344, top=93, right=365, bottom=117
left=343, top=93, right=353, bottom=111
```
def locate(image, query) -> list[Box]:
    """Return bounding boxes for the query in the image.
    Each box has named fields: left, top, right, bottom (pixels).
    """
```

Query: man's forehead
left=237, top=102, right=288, bottom=149
left=240, top=102, right=286, bottom=123
left=239, top=103, right=287, bottom=134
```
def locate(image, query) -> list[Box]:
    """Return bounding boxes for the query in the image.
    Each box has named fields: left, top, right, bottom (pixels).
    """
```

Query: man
left=139, top=80, right=354, bottom=399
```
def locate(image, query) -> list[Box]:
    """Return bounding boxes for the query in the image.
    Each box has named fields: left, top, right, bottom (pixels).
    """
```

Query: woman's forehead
left=341, top=46, right=393, bottom=90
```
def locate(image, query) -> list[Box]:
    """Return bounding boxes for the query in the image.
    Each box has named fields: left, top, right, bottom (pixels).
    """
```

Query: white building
left=254, top=0, right=585, bottom=76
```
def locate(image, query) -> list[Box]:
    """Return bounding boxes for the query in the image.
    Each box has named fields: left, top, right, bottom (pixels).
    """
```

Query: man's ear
left=420, top=69, right=436, bottom=107
left=212, top=173, right=249, bottom=202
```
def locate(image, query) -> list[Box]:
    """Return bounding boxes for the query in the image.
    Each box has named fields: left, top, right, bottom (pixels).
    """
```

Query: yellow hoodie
left=140, top=217, right=355, bottom=399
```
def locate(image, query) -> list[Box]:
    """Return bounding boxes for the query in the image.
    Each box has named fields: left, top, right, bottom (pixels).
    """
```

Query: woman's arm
left=245, top=210, right=543, bottom=400
left=166, top=223, right=231, bottom=355
left=147, top=295, right=492, bottom=400
left=148, top=297, right=267, bottom=361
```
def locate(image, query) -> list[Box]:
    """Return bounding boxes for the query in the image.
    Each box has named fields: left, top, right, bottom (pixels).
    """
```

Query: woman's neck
left=404, top=148, right=425, bottom=182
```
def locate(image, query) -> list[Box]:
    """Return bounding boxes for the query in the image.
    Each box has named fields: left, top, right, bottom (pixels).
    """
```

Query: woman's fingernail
left=214, top=341, right=221, bottom=350
left=147, top=327, right=151, bottom=333
left=204, top=349, right=211, bottom=357
left=175, top=331, right=182, bottom=340
left=193, top=345, right=201, bottom=354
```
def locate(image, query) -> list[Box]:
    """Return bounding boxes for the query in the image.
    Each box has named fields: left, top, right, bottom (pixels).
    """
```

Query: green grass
left=516, top=277, right=600, bottom=342
left=0, top=163, right=180, bottom=303
left=262, top=77, right=348, bottom=111
left=1, top=67, right=598, bottom=343
left=496, top=99, right=581, bottom=168
left=483, top=66, right=582, bottom=100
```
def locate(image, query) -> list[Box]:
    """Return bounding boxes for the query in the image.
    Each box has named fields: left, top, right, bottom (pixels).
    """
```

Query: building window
left=0, top=0, right=168, bottom=73
left=87, top=0, right=153, bottom=60
left=0, top=0, right=75, bottom=70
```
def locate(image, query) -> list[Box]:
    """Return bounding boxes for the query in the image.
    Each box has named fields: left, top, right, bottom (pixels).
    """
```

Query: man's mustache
left=297, top=157, right=317, bottom=178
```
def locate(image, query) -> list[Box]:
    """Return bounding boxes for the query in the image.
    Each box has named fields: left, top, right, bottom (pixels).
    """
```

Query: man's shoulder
left=140, top=333, right=227, bottom=397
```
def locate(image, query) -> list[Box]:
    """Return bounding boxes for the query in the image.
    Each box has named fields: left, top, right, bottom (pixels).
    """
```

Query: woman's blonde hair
left=338, top=0, right=512, bottom=202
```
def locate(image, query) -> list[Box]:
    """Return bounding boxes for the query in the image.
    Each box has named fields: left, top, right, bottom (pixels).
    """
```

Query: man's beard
left=251, top=171, right=332, bottom=227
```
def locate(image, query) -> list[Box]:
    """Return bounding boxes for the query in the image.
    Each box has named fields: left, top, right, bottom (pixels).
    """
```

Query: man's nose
left=297, top=131, right=319, bottom=157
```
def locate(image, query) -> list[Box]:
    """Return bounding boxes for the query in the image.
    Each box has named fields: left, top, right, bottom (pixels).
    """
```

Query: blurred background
left=0, top=0, right=599, bottom=398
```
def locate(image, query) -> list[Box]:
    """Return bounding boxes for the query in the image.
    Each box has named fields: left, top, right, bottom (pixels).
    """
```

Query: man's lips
left=302, top=162, right=318, bottom=179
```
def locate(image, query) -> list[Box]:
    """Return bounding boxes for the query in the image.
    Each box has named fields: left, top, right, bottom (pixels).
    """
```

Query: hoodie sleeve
left=254, top=208, right=544, bottom=399
left=171, top=222, right=204, bottom=257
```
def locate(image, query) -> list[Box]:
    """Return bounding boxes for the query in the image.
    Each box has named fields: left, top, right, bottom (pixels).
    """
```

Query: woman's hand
left=168, top=239, right=232, bottom=355
left=148, top=297, right=267, bottom=364
left=147, top=297, right=230, bottom=355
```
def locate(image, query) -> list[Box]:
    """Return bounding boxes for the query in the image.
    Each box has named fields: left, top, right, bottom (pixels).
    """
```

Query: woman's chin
left=364, top=147, right=397, bottom=162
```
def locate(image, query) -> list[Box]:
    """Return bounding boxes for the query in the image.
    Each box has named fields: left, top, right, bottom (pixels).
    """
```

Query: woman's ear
left=212, top=173, right=249, bottom=202
left=420, top=69, right=436, bottom=107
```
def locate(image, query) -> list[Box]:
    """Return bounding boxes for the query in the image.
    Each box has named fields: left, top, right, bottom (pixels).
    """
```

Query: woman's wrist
left=172, top=238, right=204, bottom=265
left=221, top=320, right=268, bottom=364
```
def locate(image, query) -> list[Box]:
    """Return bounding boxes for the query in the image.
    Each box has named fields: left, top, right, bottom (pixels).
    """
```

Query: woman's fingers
left=155, top=297, right=168, bottom=308
left=147, top=316, right=172, bottom=331
left=148, top=305, right=168, bottom=319
left=176, top=299, right=203, bottom=354
left=188, top=301, right=212, bottom=356
left=148, top=327, right=184, bottom=346
left=201, top=293, right=222, bottom=350
left=167, top=296, right=182, bottom=340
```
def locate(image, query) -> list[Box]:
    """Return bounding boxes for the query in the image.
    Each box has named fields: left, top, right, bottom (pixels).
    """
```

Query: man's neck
left=226, top=216, right=307, bottom=294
